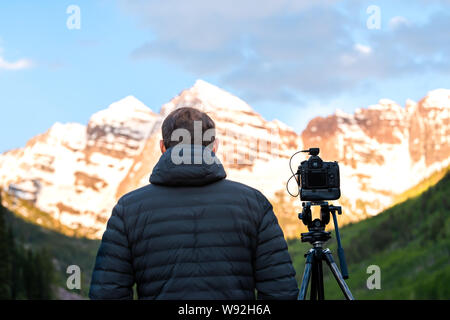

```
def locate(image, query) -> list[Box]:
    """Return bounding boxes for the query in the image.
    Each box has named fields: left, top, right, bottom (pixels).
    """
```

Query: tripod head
left=298, top=201, right=341, bottom=229
left=298, top=201, right=349, bottom=279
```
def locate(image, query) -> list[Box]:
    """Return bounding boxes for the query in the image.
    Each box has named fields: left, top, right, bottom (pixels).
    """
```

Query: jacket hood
left=149, top=144, right=227, bottom=187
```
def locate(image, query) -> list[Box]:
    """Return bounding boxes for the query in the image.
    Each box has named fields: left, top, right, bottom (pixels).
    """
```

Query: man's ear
left=212, top=138, right=219, bottom=154
left=160, top=140, right=166, bottom=154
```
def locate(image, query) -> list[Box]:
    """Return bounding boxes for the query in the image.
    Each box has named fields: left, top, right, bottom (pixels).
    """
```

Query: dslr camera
left=296, top=148, right=341, bottom=201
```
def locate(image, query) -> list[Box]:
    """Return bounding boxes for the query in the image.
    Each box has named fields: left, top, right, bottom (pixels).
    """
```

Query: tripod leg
left=298, top=249, right=314, bottom=300
left=310, top=258, right=317, bottom=300
left=322, top=249, right=355, bottom=300
left=315, top=257, right=325, bottom=300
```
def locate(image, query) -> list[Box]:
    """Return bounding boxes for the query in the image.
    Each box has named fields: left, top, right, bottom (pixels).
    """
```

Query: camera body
left=297, top=148, right=341, bottom=201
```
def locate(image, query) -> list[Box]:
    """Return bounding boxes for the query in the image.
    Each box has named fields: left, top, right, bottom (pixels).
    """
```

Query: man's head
left=160, top=107, right=219, bottom=154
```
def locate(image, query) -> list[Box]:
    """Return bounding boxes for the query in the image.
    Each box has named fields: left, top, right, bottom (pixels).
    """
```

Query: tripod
left=297, top=202, right=354, bottom=300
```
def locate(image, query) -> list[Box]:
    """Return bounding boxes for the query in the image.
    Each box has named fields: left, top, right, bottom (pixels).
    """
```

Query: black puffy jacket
left=89, top=145, right=299, bottom=300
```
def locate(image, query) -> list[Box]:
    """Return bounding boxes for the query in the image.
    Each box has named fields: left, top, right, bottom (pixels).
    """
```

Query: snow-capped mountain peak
left=161, top=79, right=254, bottom=115
left=421, top=89, right=450, bottom=109
left=90, top=95, right=156, bottom=126
left=0, top=82, right=449, bottom=239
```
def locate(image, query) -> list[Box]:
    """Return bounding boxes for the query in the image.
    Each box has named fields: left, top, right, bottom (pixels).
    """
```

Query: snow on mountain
left=302, top=90, right=450, bottom=221
left=0, top=82, right=449, bottom=238
left=159, top=80, right=301, bottom=196
left=420, top=89, right=450, bottom=109
left=0, top=97, right=161, bottom=237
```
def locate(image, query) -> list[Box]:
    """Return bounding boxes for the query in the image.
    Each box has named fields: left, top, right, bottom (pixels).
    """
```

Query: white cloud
left=389, top=16, right=411, bottom=30
left=354, top=44, right=372, bottom=55
left=121, top=1, right=450, bottom=103
left=0, top=47, right=32, bottom=70
left=0, top=56, right=32, bottom=70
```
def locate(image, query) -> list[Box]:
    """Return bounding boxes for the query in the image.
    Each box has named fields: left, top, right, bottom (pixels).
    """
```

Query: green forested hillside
left=0, top=194, right=55, bottom=299
left=0, top=193, right=100, bottom=298
left=1, top=169, right=449, bottom=299
left=288, top=171, right=450, bottom=299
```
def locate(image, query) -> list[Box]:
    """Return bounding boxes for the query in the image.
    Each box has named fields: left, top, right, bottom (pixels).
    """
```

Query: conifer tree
left=0, top=192, right=12, bottom=299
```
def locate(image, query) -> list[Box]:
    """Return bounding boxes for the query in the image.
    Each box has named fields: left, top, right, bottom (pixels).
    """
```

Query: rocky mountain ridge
left=0, top=80, right=449, bottom=238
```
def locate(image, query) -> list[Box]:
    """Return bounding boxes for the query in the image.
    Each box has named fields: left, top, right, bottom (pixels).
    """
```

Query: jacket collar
left=149, top=144, right=227, bottom=187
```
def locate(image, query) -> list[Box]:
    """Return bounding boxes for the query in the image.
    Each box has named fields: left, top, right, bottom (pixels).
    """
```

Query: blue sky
left=0, top=0, right=449, bottom=153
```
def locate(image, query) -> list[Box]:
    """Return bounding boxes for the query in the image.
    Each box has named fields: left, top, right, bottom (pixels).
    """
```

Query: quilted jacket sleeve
left=89, top=202, right=134, bottom=299
left=254, top=196, right=299, bottom=300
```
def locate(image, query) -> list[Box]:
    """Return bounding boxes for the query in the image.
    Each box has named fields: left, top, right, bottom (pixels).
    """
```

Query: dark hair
left=161, top=107, right=216, bottom=149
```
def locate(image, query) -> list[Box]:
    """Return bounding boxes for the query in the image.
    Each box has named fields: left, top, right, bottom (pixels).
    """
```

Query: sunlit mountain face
left=1, top=80, right=449, bottom=238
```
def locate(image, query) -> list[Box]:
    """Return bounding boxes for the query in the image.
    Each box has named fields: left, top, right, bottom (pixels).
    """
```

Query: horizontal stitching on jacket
left=134, top=258, right=251, bottom=272
left=125, top=201, right=258, bottom=220
left=139, top=274, right=254, bottom=285
left=96, top=246, right=130, bottom=261
left=102, top=235, right=128, bottom=249
left=133, top=244, right=251, bottom=259
left=129, top=201, right=255, bottom=213
left=255, top=203, right=272, bottom=232
left=108, top=221, right=127, bottom=238
left=138, top=288, right=255, bottom=297
left=131, top=228, right=256, bottom=244
left=132, top=232, right=254, bottom=247
left=129, top=212, right=256, bottom=232
left=256, top=244, right=287, bottom=258
left=258, top=233, right=283, bottom=247
left=258, top=215, right=276, bottom=234
left=93, top=268, right=133, bottom=276
left=255, top=258, right=293, bottom=273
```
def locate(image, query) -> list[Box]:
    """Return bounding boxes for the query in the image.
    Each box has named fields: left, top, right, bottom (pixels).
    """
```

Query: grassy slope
left=2, top=165, right=449, bottom=299
left=287, top=171, right=450, bottom=299
left=391, top=164, right=450, bottom=207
